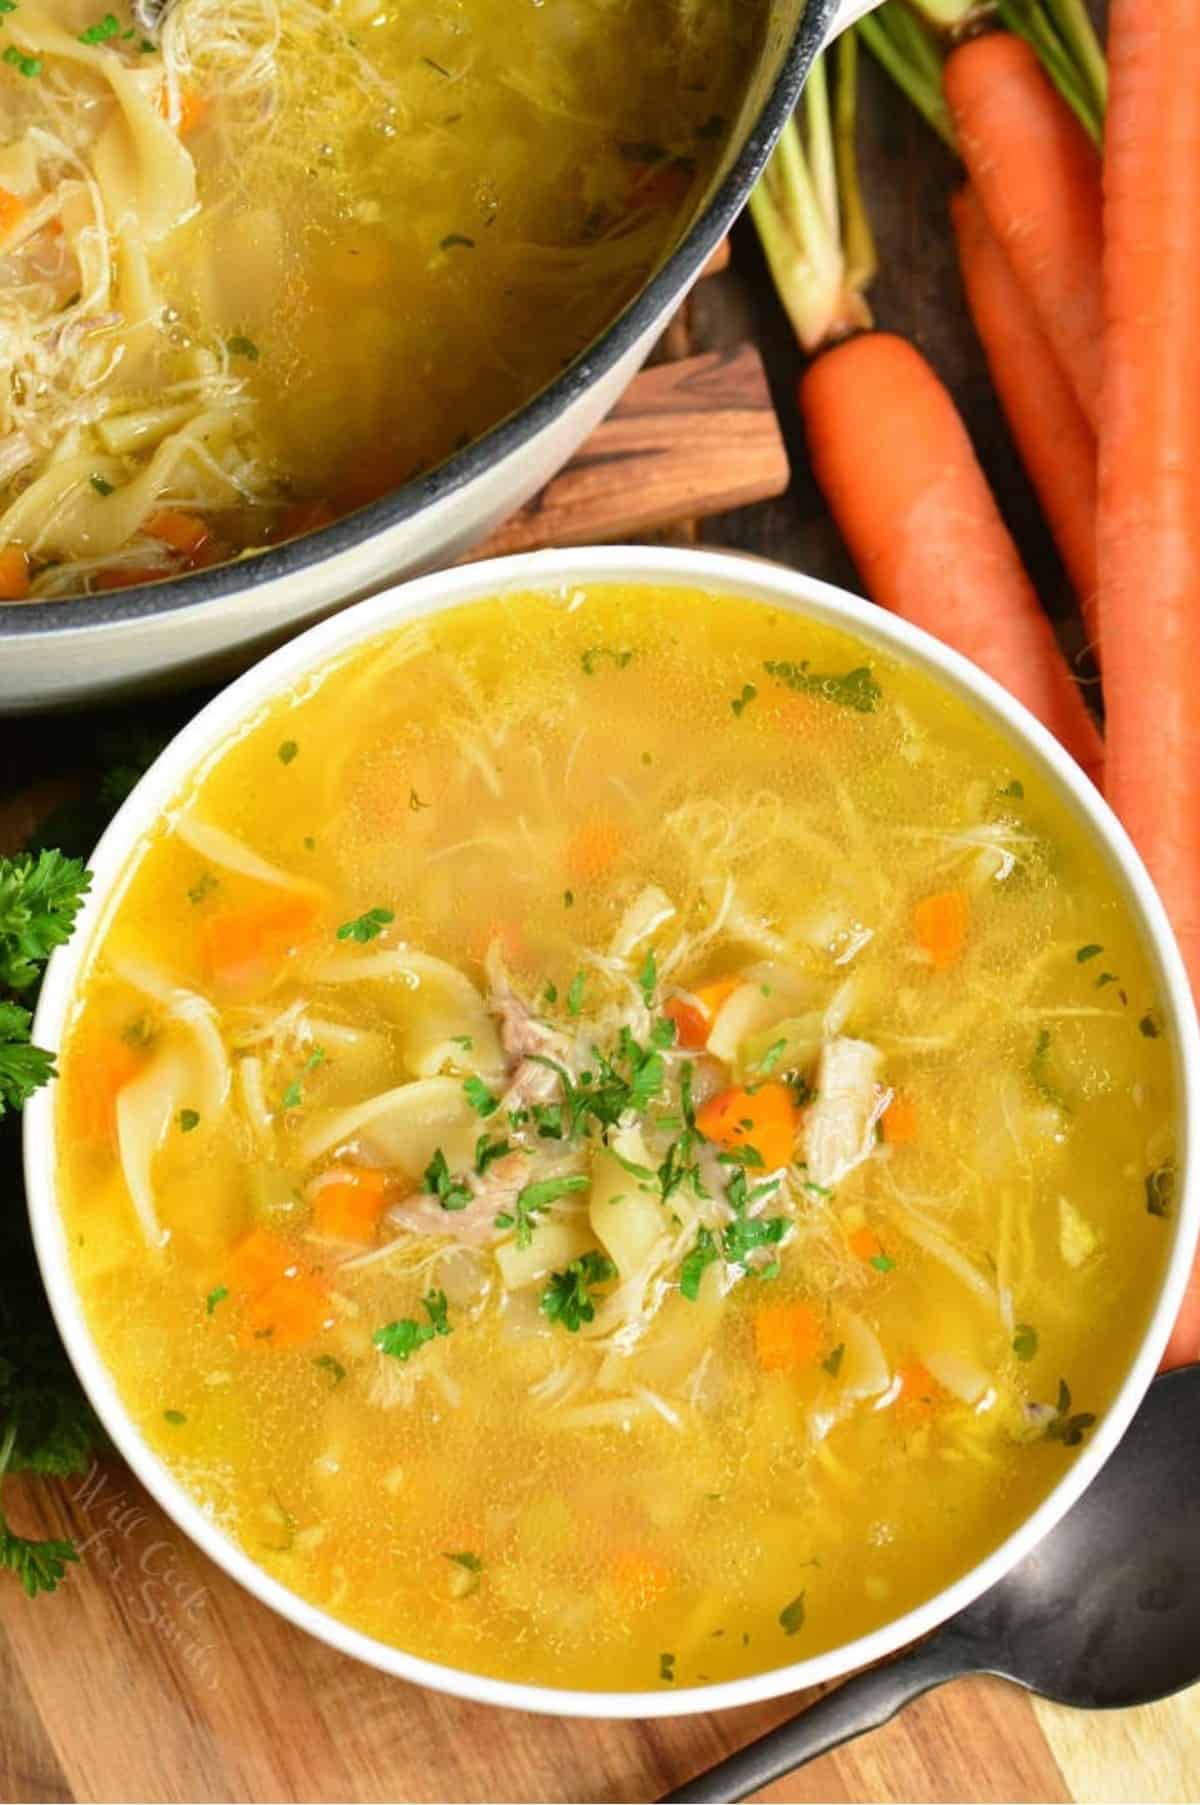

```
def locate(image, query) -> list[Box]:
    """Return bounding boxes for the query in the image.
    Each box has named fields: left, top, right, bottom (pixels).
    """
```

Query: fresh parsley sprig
left=539, top=1250, right=616, bottom=1332
left=373, top=1291, right=452, bottom=1362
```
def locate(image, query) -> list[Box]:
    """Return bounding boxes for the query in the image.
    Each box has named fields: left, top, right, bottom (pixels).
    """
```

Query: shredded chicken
left=487, top=939, right=574, bottom=1111
left=805, top=1036, right=885, bottom=1191
left=390, top=1150, right=532, bottom=1247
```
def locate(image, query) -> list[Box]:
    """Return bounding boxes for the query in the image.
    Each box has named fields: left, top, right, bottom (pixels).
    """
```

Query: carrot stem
left=804, top=55, right=838, bottom=240
left=856, top=10, right=958, bottom=152
left=995, top=0, right=1106, bottom=143
left=834, top=31, right=877, bottom=297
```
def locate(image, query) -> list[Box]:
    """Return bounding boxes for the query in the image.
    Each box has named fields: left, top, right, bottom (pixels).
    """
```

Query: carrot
left=311, top=1166, right=389, bottom=1244
left=895, top=1360, right=942, bottom=1414
left=159, top=82, right=207, bottom=135
left=754, top=1301, right=822, bottom=1372
left=565, top=816, right=624, bottom=885
left=609, top=1550, right=672, bottom=1609
left=91, top=566, right=166, bottom=592
left=662, top=976, right=742, bottom=1052
left=0, top=186, right=25, bottom=236
left=913, top=889, right=969, bottom=970
left=144, top=509, right=210, bottom=559
left=274, top=499, right=336, bottom=543
left=69, top=1033, right=145, bottom=1143
left=228, top=1228, right=331, bottom=1349
left=801, top=334, right=1104, bottom=787
left=695, top=1082, right=798, bottom=1172
left=881, top=1093, right=918, bottom=1146
left=1097, top=0, right=1200, bottom=1000
left=197, top=894, right=320, bottom=990
left=1161, top=1263, right=1200, bottom=1372
left=848, top=1225, right=885, bottom=1263
left=950, top=184, right=1099, bottom=635
left=228, top=1227, right=299, bottom=1297
left=943, top=33, right=1104, bottom=428
left=0, top=546, right=30, bottom=601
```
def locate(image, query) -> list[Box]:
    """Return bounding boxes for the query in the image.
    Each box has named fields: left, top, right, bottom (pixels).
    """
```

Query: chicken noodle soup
left=57, top=584, right=1176, bottom=1689
left=0, top=0, right=765, bottom=598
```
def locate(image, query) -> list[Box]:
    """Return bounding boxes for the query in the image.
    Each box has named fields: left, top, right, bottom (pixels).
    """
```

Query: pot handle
left=822, top=0, right=883, bottom=40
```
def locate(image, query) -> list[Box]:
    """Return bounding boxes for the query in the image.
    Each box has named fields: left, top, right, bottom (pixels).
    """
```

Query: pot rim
left=25, top=545, right=1200, bottom=1719
left=0, top=0, right=837, bottom=643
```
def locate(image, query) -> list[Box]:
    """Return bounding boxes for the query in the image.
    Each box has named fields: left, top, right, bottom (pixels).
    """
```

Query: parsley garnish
left=2, top=44, right=41, bottom=75
left=1030, top=1028, right=1069, bottom=1112
left=659, top=1651, right=676, bottom=1683
left=1076, top=944, right=1103, bottom=963
left=314, top=1354, right=346, bottom=1385
left=205, top=1285, right=229, bottom=1315
left=1146, top=1163, right=1175, bottom=1218
left=755, top=1038, right=786, bottom=1076
left=423, top=1148, right=472, bottom=1213
left=463, top=1075, right=498, bottom=1117
left=77, top=12, right=118, bottom=42
left=226, top=334, right=259, bottom=361
left=373, top=1290, right=451, bottom=1362
left=1139, top=1011, right=1161, bottom=1039
left=1000, top=779, right=1024, bottom=799
left=163, top=1409, right=187, bottom=1426
left=89, top=474, right=114, bottom=496
left=540, top=1250, right=616, bottom=1332
left=336, top=906, right=394, bottom=943
left=779, top=1592, right=806, bottom=1635
left=563, top=889, right=574, bottom=909
left=278, top=739, right=298, bottom=765
left=869, top=1252, right=895, bottom=1273
left=680, top=1228, right=718, bottom=1301
left=637, top=948, right=656, bottom=1006
left=822, top=1343, right=844, bottom=1377
left=440, top=232, right=475, bottom=250
left=495, top=1173, right=588, bottom=1249
left=1043, top=1379, right=1096, bottom=1447
left=450, top=1034, right=473, bottom=1051
left=542, top=981, right=558, bottom=1005
left=566, top=970, right=586, bottom=1016
left=764, top=659, right=880, bottom=713
left=177, top=1108, right=200, bottom=1133
left=1012, top=1324, right=1038, bottom=1362
left=409, top=788, right=430, bottom=812
left=444, top=1549, right=482, bottom=1572
left=187, top=871, right=217, bottom=904
left=0, top=850, right=91, bottom=992
left=475, top=1133, right=510, bottom=1174
left=731, top=682, right=757, bottom=717
left=581, top=646, right=634, bottom=675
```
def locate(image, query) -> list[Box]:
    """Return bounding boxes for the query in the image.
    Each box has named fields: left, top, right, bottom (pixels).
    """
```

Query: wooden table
left=4, top=26, right=1199, bottom=1805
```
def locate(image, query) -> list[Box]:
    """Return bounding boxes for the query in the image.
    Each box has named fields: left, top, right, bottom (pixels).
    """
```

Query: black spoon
left=666, top=1366, right=1200, bottom=1803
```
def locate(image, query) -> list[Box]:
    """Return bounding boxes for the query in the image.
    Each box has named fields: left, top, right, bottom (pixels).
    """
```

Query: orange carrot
left=228, top=1228, right=331, bottom=1349
left=695, top=1082, right=798, bottom=1172
left=801, top=334, right=1104, bottom=786
left=311, top=1167, right=389, bottom=1244
left=1098, top=0, right=1200, bottom=1000
left=944, top=33, right=1104, bottom=428
left=274, top=499, right=336, bottom=543
left=1161, top=1264, right=1200, bottom=1372
left=0, top=187, right=25, bottom=235
left=913, top=889, right=969, bottom=970
left=159, top=82, right=207, bottom=135
left=662, top=976, right=742, bottom=1052
left=881, top=1093, right=918, bottom=1146
left=197, top=894, right=320, bottom=990
left=144, top=509, right=211, bottom=559
left=0, top=546, right=30, bottom=601
left=896, top=1360, right=942, bottom=1414
left=609, top=1550, right=672, bottom=1609
left=848, top=1225, right=886, bottom=1264
left=566, top=816, right=624, bottom=885
left=69, top=1033, right=145, bottom=1143
left=91, top=566, right=166, bottom=592
left=754, top=1301, right=822, bottom=1372
left=228, top=1227, right=299, bottom=1297
left=950, top=184, right=1099, bottom=636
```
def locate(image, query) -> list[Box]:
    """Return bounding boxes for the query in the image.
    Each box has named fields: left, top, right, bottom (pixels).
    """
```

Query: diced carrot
left=662, top=976, right=742, bottom=1051
left=69, top=1033, right=145, bottom=1143
left=629, top=157, right=694, bottom=214
left=144, top=509, right=210, bottom=558
left=881, top=1093, right=918, bottom=1146
left=311, top=1167, right=389, bottom=1244
left=565, top=816, right=624, bottom=885
left=159, top=82, right=207, bottom=135
left=274, top=499, right=336, bottom=543
left=895, top=1361, right=943, bottom=1415
left=754, top=1301, right=822, bottom=1372
left=197, top=894, right=321, bottom=991
left=913, top=889, right=969, bottom=970
left=0, top=187, right=26, bottom=235
left=609, top=1550, right=672, bottom=1609
left=467, top=918, right=526, bottom=969
left=228, top=1226, right=299, bottom=1297
left=0, top=546, right=31, bottom=600
left=695, top=1082, right=798, bottom=1172
left=848, top=1225, right=884, bottom=1263
left=239, top=1272, right=332, bottom=1350
left=92, top=567, right=167, bottom=592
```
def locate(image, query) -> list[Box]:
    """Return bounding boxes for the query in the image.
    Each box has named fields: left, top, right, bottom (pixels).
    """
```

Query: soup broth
left=57, top=584, right=1176, bottom=1690
left=0, top=0, right=764, bottom=597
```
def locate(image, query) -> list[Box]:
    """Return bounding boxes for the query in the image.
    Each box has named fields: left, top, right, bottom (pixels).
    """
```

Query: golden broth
left=57, top=584, right=1176, bottom=1690
left=0, top=0, right=763, bottom=595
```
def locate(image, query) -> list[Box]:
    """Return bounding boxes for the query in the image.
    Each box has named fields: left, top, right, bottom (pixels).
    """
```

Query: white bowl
left=25, top=546, right=1200, bottom=1719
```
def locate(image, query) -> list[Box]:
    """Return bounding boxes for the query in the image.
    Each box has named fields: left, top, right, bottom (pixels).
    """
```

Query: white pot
left=0, top=0, right=879, bottom=712
left=25, top=544, right=1200, bottom=1720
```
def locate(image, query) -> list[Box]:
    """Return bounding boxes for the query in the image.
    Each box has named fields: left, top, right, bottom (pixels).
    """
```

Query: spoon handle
left=662, top=1632, right=972, bottom=1803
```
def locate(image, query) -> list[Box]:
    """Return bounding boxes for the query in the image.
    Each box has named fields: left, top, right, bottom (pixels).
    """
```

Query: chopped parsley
left=474, top=1133, right=510, bottom=1175
left=680, top=1227, right=718, bottom=1301
left=89, top=474, right=114, bottom=496
left=1139, top=1011, right=1161, bottom=1039
left=226, top=334, right=259, bottom=360
left=444, top=1549, right=482, bottom=1572
left=423, top=1148, right=472, bottom=1213
left=77, top=12, right=119, bottom=42
left=542, top=981, right=558, bottom=1006
left=163, top=1410, right=187, bottom=1427
left=637, top=948, right=657, bottom=1006
left=659, top=1652, right=676, bottom=1683
left=869, top=1252, right=896, bottom=1273
left=581, top=646, right=634, bottom=675
left=280, top=1079, right=302, bottom=1111
left=336, top=905, right=394, bottom=943
left=495, top=1173, right=588, bottom=1249
left=1076, top=943, right=1103, bottom=963
left=314, top=1354, right=346, bottom=1386
left=778, top=1592, right=806, bottom=1636
left=2, top=44, right=41, bottom=75
left=999, top=779, right=1025, bottom=799
left=409, top=788, right=430, bottom=812
left=821, top=1343, right=844, bottom=1377
left=187, top=871, right=218, bottom=904
left=277, top=739, right=298, bottom=765
left=439, top=232, right=475, bottom=250
left=373, top=1290, right=451, bottom=1362
left=177, top=1108, right=200, bottom=1133
left=450, top=1034, right=473, bottom=1051
left=1043, top=1379, right=1096, bottom=1447
left=1012, top=1324, right=1038, bottom=1362
left=463, top=1075, right=499, bottom=1117
left=540, top=1250, right=616, bottom=1332
left=205, top=1285, right=229, bottom=1316
left=1030, top=1028, right=1069, bottom=1112
left=764, top=659, right=880, bottom=714
left=562, top=889, right=574, bottom=909
left=566, top=970, right=586, bottom=1016
left=731, top=682, right=757, bottom=717
left=755, top=1037, right=787, bottom=1076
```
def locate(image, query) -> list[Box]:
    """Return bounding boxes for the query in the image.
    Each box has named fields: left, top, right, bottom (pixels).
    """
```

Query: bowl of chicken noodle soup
left=26, top=547, right=1200, bottom=1714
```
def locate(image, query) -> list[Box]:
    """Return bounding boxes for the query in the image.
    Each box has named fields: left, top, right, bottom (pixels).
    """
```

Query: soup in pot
left=56, top=583, right=1176, bottom=1689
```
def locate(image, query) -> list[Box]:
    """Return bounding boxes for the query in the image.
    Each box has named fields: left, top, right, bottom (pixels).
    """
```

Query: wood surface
left=3, top=7, right=1200, bottom=1798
